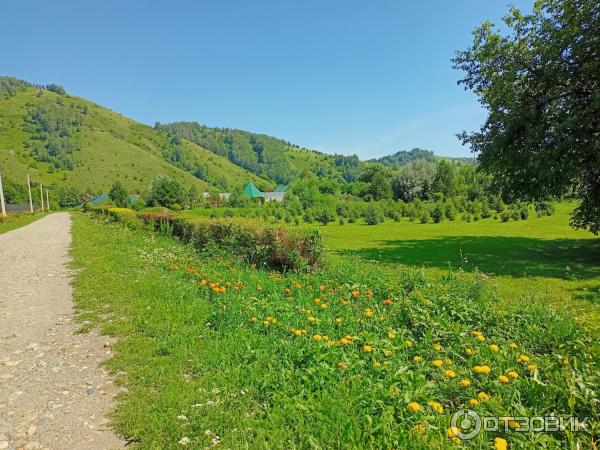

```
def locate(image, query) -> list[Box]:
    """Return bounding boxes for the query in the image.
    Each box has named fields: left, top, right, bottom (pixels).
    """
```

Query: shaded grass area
left=0, top=212, right=45, bottom=234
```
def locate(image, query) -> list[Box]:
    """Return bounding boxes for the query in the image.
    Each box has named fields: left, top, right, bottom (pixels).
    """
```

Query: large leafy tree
left=453, top=0, right=599, bottom=233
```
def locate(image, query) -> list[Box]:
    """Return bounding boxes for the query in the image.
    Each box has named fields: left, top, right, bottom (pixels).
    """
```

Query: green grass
left=0, top=212, right=45, bottom=234
left=315, top=202, right=600, bottom=334
left=71, top=212, right=598, bottom=449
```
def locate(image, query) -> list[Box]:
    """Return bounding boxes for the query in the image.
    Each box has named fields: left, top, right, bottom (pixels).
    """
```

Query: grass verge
left=71, top=212, right=599, bottom=449
left=0, top=212, right=46, bottom=234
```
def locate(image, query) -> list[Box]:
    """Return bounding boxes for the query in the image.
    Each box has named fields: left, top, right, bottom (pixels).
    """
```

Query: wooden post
left=46, top=189, right=50, bottom=212
left=40, top=183, right=44, bottom=212
left=27, top=174, right=33, bottom=213
left=0, top=171, right=6, bottom=218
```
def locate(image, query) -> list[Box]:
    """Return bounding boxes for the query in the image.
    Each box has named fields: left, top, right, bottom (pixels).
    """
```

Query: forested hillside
left=156, top=121, right=366, bottom=184
left=0, top=77, right=270, bottom=203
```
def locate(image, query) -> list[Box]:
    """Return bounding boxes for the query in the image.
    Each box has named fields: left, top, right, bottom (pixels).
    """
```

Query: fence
left=5, top=204, right=39, bottom=213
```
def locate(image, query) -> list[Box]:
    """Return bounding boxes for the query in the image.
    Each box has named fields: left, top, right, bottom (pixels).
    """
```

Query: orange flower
left=383, top=298, right=393, bottom=305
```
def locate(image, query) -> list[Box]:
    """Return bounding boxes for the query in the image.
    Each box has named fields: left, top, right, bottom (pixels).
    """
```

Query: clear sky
left=1, top=0, right=533, bottom=159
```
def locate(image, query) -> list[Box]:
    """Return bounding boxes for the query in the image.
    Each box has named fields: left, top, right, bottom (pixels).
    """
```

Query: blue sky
left=1, top=0, right=533, bottom=159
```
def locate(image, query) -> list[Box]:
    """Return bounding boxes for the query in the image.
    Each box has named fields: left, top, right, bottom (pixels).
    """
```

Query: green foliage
left=24, top=98, right=82, bottom=170
left=57, top=186, right=81, bottom=207
left=453, top=0, right=600, bottom=233
left=109, top=181, right=128, bottom=207
left=0, top=76, right=32, bottom=100
left=147, top=177, right=186, bottom=209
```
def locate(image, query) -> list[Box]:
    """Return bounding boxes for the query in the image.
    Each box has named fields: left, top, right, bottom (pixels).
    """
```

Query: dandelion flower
left=337, top=361, right=348, bottom=369
left=460, top=379, right=471, bottom=387
left=374, top=361, right=382, bottom=368
left=444, top=358, right=453, bottom=365
left=405, top=340, right=414, bottom=348
left=413, top=423, right=425, bottom=433
left=507, top=371, right=519, bottom=379
left=432, top=343, right=442, bottom=351
left=509, top=342, right=518, bottom=349
left=432, top=359, right=444, bottom=368
left=527, top=364, right=537, bottom=372
left=447, top=426, right=460, bottom=438
left=477, top=391, right=490, bottom=402
left=428, top=401, right=444, bottom=414
left=465, top=348, right=475, bottom=356
left=364, top=308, right=374, bottom=318
left=413, top=355, right=422, bottom=363
left=498, top=375, right=509, bottom=383
left=494, top=437, right=508, bottom=450
left=444, top=369, right=457, bottom=378
left=383, top=298, right=393, bottom=305
left=313, top=334, right=322, bottom=341
left=516, top=354, right=530, bottom=363
left=363, top=344, right=373, bottom=353
left=489, top=344, right=499, bottom=352
left=469, top=398, right=479, bottom=407
left=335, top=318, right=342, bottom=324
left=473, top=365, right=491, bottom=374
left=407, top=402, right=422, bottom=413
left=293, top=329, right=302, bottom=336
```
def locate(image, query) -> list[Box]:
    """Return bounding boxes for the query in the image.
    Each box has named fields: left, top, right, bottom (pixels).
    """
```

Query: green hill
left=156, top=121, right=366, bottom=184
left=0, top=77, right=270, bottom=200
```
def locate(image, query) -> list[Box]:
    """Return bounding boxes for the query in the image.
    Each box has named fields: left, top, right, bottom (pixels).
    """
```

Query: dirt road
left=0, top=213, right=124, bottom=450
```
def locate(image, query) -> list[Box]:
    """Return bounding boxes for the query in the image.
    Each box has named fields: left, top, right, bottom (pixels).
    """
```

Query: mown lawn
left=316, top=202, right=600, bottom=334
left=71, top=212, right=598, bottom=449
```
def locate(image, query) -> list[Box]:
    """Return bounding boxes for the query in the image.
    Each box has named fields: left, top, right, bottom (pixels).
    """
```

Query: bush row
left=92, top=206, right=323, bottom=272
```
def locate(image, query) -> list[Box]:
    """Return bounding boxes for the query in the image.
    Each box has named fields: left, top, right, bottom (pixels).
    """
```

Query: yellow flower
left=263, top=320, right=270, bottom=326
left=407, top=402, right=422, bottom=413
left=363, top=344, right=373, bottom=353
left=313, top=297, right=320, bottom=304
left=427, top=401, right=444, bottom=414
left=477, top=392, right=490, bottom=402
left=337, top=361, right=347, bottom=369
left=469, top=398, right=479, bottom=407
left=432, top=359, right=443, bottom=368
left=322, top=335, right=329, bottom=341
left=374, top=361, right=382, bottom=368
left=413, top=423, right=425, bottom=433
left=320, top=303, right=328, bottom=309
left=507, top=371, right=519, bottom=379
left=494, top=437, right=508, bottom=450
left=413, top=355, right=423, bottom=363
left=460, top=379, right=471, bottom=387
left=364, top=308, right=374, bottom=318
left=432, top=343, right=442, bottom=351
left=444, top=358, right=453, bottom=365
left=446, top=426, right=460, bottom=438
left=251, top=317, right=257, bottom=322
left=308, top=316, right=316, bottom=322
left=444, top=369, right=457, bottom=378
left=387, top=331, right=396, bottom=340
left=473, top=365, right=491, bottom=374
left=476, top=334, right=486, bottom=342
left=339, top=337, right=350, bottom=345
left=489, top=344, right=499, bottom=352
left=509, top=342, right=518, bottom=349
left=383, top=349, right=393, bottom=357
left=335, top=318, right=342, bottom=324
left=527, top=364, right=537, bottom=372
left=465, top=347, right=474, bottom=356
left=293, top=329, right=302, bottom=336
left=313, top=334, right=322, bottom=341
left=405, top=339, right=413, bottom=347
left=516, top=354, right=530, bottom=363
left=498, top=375, right=509, bottom=383
left=383, top=360, right=390, bottom=366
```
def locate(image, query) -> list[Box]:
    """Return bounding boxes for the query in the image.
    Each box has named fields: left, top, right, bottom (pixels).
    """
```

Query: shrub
left=420, top=211, right=431, bottom=224
left=364, top=204, right=380, bottom=225
left=500, top=210, right=510, bottom=222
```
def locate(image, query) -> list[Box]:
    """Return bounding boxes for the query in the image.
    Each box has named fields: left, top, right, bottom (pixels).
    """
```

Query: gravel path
left=0, top=213, right=125, bottom=450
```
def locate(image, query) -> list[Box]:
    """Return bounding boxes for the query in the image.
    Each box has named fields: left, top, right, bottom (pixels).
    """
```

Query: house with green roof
left=242, top=182, right=264, bottom=198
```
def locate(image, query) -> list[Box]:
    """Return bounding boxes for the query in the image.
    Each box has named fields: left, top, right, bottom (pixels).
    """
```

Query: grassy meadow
left=71, top=211, right=599, bottom=449
left=315, top=202, right=600, bottom=334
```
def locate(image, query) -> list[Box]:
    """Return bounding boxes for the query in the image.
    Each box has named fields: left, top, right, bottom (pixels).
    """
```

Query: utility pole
left=27, top=174, right=33, bottom=213
left=40, top=183, right=44, bottom=211
left=46, top=188, right=50, bottom=212
left=0, top=170, right=6, bottom=218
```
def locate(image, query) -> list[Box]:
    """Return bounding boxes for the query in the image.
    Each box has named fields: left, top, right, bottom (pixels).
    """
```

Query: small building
left=263, top=192, right=285, bottom=202
left=202, top=192, right=212, bottom=199
left=218, top=192, right=231, bottom=201
left=242, top=182, right=264, bottom=199
left=274, top=185, right=288, bottom=193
